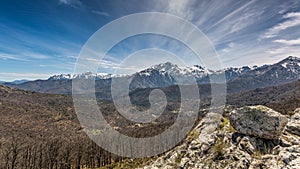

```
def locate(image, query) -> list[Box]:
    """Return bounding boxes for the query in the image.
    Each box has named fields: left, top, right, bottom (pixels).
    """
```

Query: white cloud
left=228, top=10, right=263, bottom=34
left=0, top=73, right=52, bottom=81
left=221, top=43, right=235, bottom=53
left=58, top=0, right=81, bottom=7
left=0, top=53, right=27, bottom=61
left=273, top=38, right=300, bottom=45
left=262, top=12, right=300, bottom=39
left=163, top=0, right=195, bottom=20
left=92, top=10, right=110, bottom=17
left=208, top=0, right=257, bottom=30
left=266, top=46, right=300, bottom=58
left=0, top=52, right=51, bottom=61
left=24, top=53, right=50, bottom=59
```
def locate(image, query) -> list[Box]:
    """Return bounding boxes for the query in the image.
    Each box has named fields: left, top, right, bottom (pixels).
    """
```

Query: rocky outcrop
left=140, top=106, right=300, bottom=169
left=285, top=108, right=300, bottom=136
left=230, top=105, right=288, bottom=139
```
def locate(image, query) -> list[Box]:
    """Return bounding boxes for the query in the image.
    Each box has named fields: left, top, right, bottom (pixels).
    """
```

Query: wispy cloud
left=92, top=10, right=110, bottom=17
left=164, top=0, right=195, bottom=20
left=208, top=0, right=257, bottom=30
left=262, top=12, right=300, bottom=39
left=0, top=51, right=52, bottom=61
left=221, top=43, right=235, bottom=53
left=0, top=73, right=52, bottom=81
left=0, top=52, right=28, bottom=61
left=58, top=0, right=82, bottom=7
left=23, top=53, right=50, bottom=59
left=266, top=46, right=300, bottom=58
left=273, top=38, right=300, bottom=45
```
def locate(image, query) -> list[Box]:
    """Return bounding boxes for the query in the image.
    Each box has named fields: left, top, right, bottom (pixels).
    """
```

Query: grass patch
left=186, top=130, right=200, bottom=142
left=218, top=117, right=229, bottom=130
left=212, top=137, right=227, bottom=160
left=252, top=149, right=262, bottom=159
left=175, top=152, right=185, bottom=164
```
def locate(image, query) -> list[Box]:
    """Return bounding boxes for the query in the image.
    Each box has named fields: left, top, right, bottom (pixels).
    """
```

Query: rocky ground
left=140, top=106, right=300, bottom=169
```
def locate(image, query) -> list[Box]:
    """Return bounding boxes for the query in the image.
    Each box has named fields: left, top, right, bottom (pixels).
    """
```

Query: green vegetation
left=92, top=129, right=103, bottom=135
left=252, top=149, right=262, bottom=159
left=228, top=124, right=236, bottom=132
left=218, top=117, right=229, bottom=130
left=256, top=105, right=271, bottom=112
left=186, top=130, right=200, bottom=142
left=175, top=152, right=185, bottom=164
left=212, top=137, right=227, bottom=160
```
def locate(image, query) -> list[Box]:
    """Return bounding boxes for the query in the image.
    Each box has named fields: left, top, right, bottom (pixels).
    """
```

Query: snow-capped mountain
left=4, top=56, right=300, bottom=96
left=132, top=62, right=211, bottom=87
left=148, top=62, right=211, bottom=79
left=226, top=56, right=300, bottom=92
left=48, top=72, right=127, bottom=80
left=276, top=56, right=300, bottom=74
left=46, top=61, right=268, bottom=84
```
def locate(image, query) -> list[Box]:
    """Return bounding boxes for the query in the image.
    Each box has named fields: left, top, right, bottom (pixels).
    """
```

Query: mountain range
left=4, top=56, right=300, bottom=98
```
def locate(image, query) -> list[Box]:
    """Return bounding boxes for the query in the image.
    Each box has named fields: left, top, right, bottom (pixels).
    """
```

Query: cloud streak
left=0, top=73, right=52, bottom=81
left=274, top=38, right=300, bottom=45
left=0, top=52, right=28, bottom=61
left=58, top=0, right=82, bottom=7
left=262, top=12, right=300, bottom=39
left=92, top=10, right=110, bottom=17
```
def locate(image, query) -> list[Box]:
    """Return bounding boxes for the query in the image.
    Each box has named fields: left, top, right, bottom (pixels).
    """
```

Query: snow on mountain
left=133, top=62, right=214, bottom=86
left=134, top=62, right=211, bottom=85
left=149, top=62, right=210, bottom=78
left=225, top=56, right=300, bottom=92
left=46, top=56, right=300, bottom=87
left=4, top=56, right=300, bottom=96
left=277, top=56, right=300, bottom=74
left=48, top=72, right=127, bottom=80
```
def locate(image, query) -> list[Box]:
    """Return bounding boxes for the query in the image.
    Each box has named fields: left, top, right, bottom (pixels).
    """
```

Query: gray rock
left=285, top=108, right=300, bottom=136
left=230, top=105, right=288, bottom=139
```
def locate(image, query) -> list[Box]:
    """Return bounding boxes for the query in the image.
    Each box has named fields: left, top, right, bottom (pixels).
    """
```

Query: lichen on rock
left=229, top=105, right=288, bottom=139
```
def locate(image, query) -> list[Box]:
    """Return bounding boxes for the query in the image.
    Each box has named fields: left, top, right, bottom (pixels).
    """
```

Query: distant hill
left=227, top=79, right=300, bottom=114
left=128, top=79, right=300, bottom=114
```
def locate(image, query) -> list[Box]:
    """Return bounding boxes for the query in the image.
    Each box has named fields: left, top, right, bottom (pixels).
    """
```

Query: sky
left=0, top=0, right=300, bottom=81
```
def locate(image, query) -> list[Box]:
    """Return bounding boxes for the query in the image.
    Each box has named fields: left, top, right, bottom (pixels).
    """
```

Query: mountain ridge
left=4, top=56, right=300, bottom=97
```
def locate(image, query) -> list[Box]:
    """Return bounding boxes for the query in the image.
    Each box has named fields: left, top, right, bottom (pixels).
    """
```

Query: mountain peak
left=279, top=56, right=300, bottom=64
left=286, top=56, right=300, bottom=60
left=277, top=56, right=300, bottom=68
left=151, top=62, right=179, bottom=70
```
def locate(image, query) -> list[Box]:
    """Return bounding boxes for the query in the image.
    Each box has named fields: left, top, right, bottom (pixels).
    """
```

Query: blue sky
left=0, top=0, right=300, bottom=81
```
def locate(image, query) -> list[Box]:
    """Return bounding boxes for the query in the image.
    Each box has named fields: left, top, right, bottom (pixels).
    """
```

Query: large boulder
left=285, top=108, right=300, bottom=136
left=230, top=105, right=288, bottom=139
